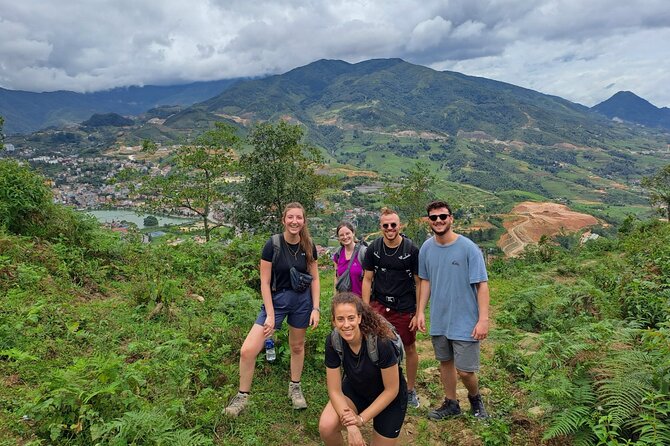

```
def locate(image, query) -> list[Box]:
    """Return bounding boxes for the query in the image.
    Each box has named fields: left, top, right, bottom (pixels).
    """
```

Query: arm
left=259, top=259, right=275, bottom=338
left=361, top=270, right=374, bottom=305
left=309, top=260, right=321, bottom=329
left=340, top=364, right=400, bottom=428
left=470, top=281, right=490, bottom=340
left=417, top=278, right=430, bottom=333
left=409, top=274, right=421, bottom=331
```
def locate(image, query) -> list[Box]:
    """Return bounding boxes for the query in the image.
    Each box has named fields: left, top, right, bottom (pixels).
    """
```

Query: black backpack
left=330, top=318, right=405, bottom=368
left=368, top=235, right=415, bottom=274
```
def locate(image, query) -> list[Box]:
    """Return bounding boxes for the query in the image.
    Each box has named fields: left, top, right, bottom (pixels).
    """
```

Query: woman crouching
left=319, top=292, right=407, bottom=446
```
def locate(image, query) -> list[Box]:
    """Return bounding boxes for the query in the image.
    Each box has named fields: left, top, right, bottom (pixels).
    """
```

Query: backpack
left=369, top=235, right=414, bottom=274
left=330, top=318, right=405, bottom=368
left=333, top=243, right=366, bottom=267
left=271, top=234, right=282, bottom=292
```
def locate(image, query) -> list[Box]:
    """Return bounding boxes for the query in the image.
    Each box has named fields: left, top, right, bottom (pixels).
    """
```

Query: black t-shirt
left=325, top=333, right=400, bottom=401
left=261, top=234, right=318, bottom=292
left=362, top=237, right=419, bottom=312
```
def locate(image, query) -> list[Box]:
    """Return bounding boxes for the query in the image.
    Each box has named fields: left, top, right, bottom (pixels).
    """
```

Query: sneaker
left=407, top=389, right=420, bottom=408
left=289, top=382, right=307, bottom=410
left=428, top=398, right=461, bottom=420
left=468, top=394, right=489, bottom=419
left=224, top=392, right=249, bottom=417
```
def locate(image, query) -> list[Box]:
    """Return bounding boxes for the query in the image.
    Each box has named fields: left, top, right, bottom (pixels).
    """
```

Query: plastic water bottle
left=265, top=338, right=276, bottom=362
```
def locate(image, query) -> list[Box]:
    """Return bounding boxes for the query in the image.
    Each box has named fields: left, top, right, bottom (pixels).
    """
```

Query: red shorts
left=370, top=300, right=416, bottom=346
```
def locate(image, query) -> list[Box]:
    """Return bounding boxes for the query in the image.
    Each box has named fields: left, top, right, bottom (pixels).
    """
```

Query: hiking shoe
left=468, top=394, right=489, bottom=419
left=289, top=382, right=307, bottom=409
left=407, top=389, right=420, bottom=408
left=224, top=392, right=249, bottom=417
left=428, top=398, right=461, bottom=420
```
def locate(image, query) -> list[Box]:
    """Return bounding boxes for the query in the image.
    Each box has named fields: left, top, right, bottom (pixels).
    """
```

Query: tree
left=641, top=164, right=670, bottom=222
left=0, top=159, right=53, bottom=234
left=383, top=161, right=436, bottom=244
left=135, top=122, right=240, bottom=241
left=143, top=215, right=159, bottom=227
left=235, top=121, right=326, bottom=233
left=0, top=115, right=4, bottom=149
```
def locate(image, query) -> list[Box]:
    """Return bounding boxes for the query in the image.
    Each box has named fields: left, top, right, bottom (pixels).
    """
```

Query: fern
left=543, top=379, right=596, bottom=441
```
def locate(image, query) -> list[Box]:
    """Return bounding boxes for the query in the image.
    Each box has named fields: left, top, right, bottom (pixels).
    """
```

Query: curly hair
left=330, top=292, right=393, bottom=340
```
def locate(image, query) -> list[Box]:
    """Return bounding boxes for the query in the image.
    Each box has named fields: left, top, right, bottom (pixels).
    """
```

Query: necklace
left=383, top=239, right=401, bottom=257
left=284, top=239, right=300, bottom=259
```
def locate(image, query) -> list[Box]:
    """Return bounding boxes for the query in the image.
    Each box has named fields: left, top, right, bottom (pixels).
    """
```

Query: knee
left=289, top=340, right=305, bottom=355
left=240, top=343, right=259, bottom=362
left=457, top=369, right=475, bottom=380
left=319, top=411, right=340, bottom=439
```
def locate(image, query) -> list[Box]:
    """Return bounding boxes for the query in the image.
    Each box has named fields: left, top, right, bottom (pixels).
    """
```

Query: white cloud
left=0, top=0, right=668, bottom=106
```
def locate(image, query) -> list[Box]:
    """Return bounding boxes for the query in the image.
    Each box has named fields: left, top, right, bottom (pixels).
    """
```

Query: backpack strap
left=356, top=244, right=367, bottom=267
left=365, top=333, right=379, bottom=365
left=271, top=234, right=281, bottom=292
left=330, top=329, right=345, bottom=364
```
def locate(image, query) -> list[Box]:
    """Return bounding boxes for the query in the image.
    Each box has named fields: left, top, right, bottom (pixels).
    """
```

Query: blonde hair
left=282, top=202, right=315, bottom=264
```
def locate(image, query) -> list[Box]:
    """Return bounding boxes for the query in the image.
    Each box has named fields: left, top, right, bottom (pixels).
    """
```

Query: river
left=84, top=209, right=194, bottom=228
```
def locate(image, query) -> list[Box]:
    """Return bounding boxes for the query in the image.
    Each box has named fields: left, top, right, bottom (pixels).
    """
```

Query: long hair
left=282, top=202, right=314, bottom=264
left=335, top=221, right=356, bottom=247
left=331, top=292, right=393, bottom=340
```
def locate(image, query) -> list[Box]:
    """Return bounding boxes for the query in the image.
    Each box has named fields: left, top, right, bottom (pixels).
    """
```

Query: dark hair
left=282, top=202, right=314, bottom=264
left=336, top=222, right=356, bottom=246
left=330, top=292, right=393, bottom=340
left=426, top=200, right=452, bottom=216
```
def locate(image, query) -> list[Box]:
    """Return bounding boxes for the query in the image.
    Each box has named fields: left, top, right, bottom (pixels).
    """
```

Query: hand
left=408, top=314, right=418, bottom=332
left=263, top=315, right=275, bottom=338
left=471, top=319, right=489, bottom=340
left=310, top=308, right=320, bottom=329
left=416, top=313, right=426, bottom=333
left=340, top=408, right=359, bottom=427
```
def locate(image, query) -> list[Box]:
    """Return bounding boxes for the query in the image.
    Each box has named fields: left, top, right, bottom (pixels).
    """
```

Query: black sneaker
left=468, top=394, right=489, bottom=419
left=428, top=398, right=461, bottom=420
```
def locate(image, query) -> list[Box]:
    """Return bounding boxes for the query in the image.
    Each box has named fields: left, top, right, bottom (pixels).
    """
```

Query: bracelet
left=357, top=415, right=364, bottom=425
left=312, top=307, right=320, bottom=313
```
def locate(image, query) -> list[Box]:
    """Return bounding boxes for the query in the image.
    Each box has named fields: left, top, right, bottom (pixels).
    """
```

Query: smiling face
left=337, top=225, right=355, bottom=247
left=283, top=207, right=305, bottom=236
left=333, top=302, right=362, bottom=344
left=380, top=212, right=401, bottom=243
left=428, top=206, right=452, bottom=236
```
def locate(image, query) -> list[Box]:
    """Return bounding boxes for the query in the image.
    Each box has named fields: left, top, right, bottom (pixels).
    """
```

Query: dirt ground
left=498, top=201, right=598, bottom=257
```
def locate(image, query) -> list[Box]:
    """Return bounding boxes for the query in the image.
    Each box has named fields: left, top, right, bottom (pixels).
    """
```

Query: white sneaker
left=224, top=392, right=249, bottom=417
left=288, top=382, right=307, bottom=409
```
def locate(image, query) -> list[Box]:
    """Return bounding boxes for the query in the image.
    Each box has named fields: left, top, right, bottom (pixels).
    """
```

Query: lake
left=84, top=209, right=194, bottom=228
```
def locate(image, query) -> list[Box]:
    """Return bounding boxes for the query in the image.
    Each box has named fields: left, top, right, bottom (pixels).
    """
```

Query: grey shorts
left=431, top=336, right=480, bottom=372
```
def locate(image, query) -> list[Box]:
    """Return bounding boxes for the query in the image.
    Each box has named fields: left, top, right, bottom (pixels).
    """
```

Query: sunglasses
left=428, top=213, right=451, bottom=222
left=382, top=222, right=398, bottom=229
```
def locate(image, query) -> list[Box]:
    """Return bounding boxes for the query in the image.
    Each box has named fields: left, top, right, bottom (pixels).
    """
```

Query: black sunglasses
left=382, top=222, right=398, bottom=229
left=428, top=213, right=451, bottom=222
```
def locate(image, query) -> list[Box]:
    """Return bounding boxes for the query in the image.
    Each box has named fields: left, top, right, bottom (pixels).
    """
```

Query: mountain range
left=3, top=58, right=669, bottom=221
left=592, top=91, right=670, bottom=130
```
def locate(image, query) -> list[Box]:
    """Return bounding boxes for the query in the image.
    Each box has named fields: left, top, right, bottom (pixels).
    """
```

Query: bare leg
left=319, top=401, right=345, bottom=446
left=457, top=369, right=480, bottom=396
left=288, top=325, right=306, bottom=381
left=439, top=360, right=458, bottom=400
left=238, top=323, right=265, bottom=392
left=371, top=431, right=400, bottom=446
left=404, top=342, right=418, bottom=391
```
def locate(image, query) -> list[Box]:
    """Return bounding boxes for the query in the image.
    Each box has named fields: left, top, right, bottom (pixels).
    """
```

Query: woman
left=319, top=292, right=407, bottom=446
left=333, top=222, right=366, bottom=297
left=225, top=202, right=321, bottom=417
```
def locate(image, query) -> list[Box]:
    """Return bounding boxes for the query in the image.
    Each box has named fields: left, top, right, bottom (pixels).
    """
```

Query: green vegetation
left=1, top=162, right=668, bottom=445
left=642, top=164, right=670, bottom=221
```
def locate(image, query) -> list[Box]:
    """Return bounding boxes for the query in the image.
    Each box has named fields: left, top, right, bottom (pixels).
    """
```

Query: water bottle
left=265, top=338, right=276, bottom=362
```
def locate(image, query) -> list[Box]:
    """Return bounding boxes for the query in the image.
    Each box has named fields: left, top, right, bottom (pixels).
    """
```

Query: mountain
left=0, top=79, right=240, bottom=134
left=592, top=91, right=670, bottom=130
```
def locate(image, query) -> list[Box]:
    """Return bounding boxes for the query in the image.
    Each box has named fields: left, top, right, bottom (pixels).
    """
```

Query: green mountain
left=163, top=59, right=668, bottom=213
left=0, top=79, right=240, bottom=134
left=592, top=91, right=670, bottom=130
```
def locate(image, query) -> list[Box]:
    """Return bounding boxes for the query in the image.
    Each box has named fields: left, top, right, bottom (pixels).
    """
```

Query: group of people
left=225, top=201, right=491, bottom=445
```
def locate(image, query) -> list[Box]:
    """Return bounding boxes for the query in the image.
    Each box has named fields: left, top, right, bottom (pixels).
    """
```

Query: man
left=417, top=200, right=490, bottom=419
left=362, top=207, right=421, bottom=408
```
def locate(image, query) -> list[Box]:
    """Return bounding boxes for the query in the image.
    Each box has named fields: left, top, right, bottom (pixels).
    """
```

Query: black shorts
left=342, top=376, right=407, bottom=438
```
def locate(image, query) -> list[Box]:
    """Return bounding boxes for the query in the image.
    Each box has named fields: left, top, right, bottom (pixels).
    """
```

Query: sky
left=1, top=0, right=669, bottom=107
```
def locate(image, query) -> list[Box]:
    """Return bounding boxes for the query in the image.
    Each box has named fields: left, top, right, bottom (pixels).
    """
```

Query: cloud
left=0, top=0, right=668, bottom=106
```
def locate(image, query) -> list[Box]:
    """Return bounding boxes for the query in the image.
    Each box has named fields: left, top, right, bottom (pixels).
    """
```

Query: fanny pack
left=290, top=267, right=313, bottom=293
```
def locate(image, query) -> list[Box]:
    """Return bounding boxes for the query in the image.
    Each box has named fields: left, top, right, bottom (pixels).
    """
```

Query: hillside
left=0, top=79, right=239, bottom=134
left=592, top=91, right=670, bottom=130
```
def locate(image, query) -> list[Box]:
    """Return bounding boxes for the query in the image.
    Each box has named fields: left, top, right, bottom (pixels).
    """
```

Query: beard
left=431, top=222, right=450, bottom=236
